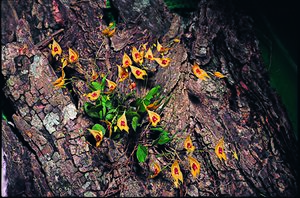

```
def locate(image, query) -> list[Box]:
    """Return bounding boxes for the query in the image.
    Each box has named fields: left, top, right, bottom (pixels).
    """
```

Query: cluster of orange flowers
left=117, top=40, right=173, bottom=83
left=50, top=39, right=79, bottom=88
left=149, top=135, right=234, bottom=189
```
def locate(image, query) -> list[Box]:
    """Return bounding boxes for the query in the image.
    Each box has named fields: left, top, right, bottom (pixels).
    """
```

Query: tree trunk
left=1, top=0, right=298, bottom=197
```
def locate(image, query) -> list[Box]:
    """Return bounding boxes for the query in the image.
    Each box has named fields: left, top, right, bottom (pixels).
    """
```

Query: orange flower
left=147, top=110, right=160, bottom=127
left=86, top=90, right=101, bottom=101
left=149, top=161, right=161, bottom=179
left=102, top=22, right=116, bottom=37
left=129, top=82, right=136, bottom=90
left=117, top=111, right=129, bottom=133
left=88, top=129, right=103, bottom=147
left=188, top=156, right=200, bottom=178
left=214, top=71, right=226, bottom=78
left=146, top=100, right=160, bottom=110
left=131, top=46, right=144, bottom=64
left=215, top=137, right=227, bottom=161
left=156, top=41, right=169, bottom=53
left=106, top=79, right=117, bottom=91
left=91, top=69, right=99, bottom=81
left=184, top=135, right=195, bottom=154
left=68, top=48, right=79, bottom=63
left=52, top=69, right=66, bottom=88
left=49, top=39, right=62, bottom=57
left=155, top=57, right=171, bottom=67
left=130, top=66, right=147, bottom=80
left=192, top=64, right=210, bottom=81
left=102, top=27, right=115, bottom=37
left=122, top=52, right=132, bottom=68
left=171, top=160, right=183, bottom=188
left=117, top=65, right=129, bottom=82
left=144, top=48, right=154, bottom=61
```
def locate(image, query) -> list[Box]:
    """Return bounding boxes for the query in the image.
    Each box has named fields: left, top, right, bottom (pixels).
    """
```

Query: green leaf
left=144, top=85, right=161, bottom=101
left=150, top=127, right=165, bottom=132
left=92, top=124, right=106, bottom=136
left=91, top=82, right=102, bottom=91
left=158, top=131, right=171, bottom=145
left=136, top=144, right=148, bottom=163
left=99, top=110, right=103, bottom=119
left=105, top=113, right=114, bottom=121
left=131, top=116, right=139, bottom=132
left=84, top=102, right=101, bottom=118
left=126, top=110, right=140, bottom=119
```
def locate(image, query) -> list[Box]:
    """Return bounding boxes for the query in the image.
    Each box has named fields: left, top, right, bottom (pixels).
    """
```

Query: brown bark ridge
left=1, top=0, right=298, bottom=197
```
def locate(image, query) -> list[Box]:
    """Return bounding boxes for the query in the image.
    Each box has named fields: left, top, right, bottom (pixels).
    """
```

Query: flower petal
left=117, top=65, right=129, bottom=82
left=171, top=160, right=183, bottom=188
left=188, top=156, right=200, bottom=178
left=149, top=161, right=161, bottom=178
left=117, top=111, right=129, bottom=133
left=68, top=48, right=79, bottom=63
left=144, top=48, right=155, bottom=61
left=215, top=137, right=227, bottom=161
left=122, top=53, right=132, bottom=68
left=50, top=39, right=62, bottom=57
left=154, top=57, right=171, bottom=67
left=214, top=71, right=226, bottom=78
left=88, top=129, right=103, bottom=147
left=147, top=110, right=160, bottom=127
left=184, top=135, right=195, bottom=154
left=86, top=90, right=101, bottom=101
left=106, top=79, right=117, bottom=91
left=130, top=66, right=147, bottom=80
left=192, top=64, right=210, bottom=81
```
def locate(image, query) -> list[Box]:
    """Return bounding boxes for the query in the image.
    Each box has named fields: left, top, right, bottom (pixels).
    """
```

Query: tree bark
left=1, top=0, right=298, bottom=197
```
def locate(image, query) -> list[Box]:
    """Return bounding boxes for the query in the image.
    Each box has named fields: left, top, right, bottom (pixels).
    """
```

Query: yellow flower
left=171, top=160, right=183, bottom=188
left=147, top=110, right=160, bottom=127
left=86, top=90, right=101, bottom=101
left=49, top=39, right=62, bottom=57
left=88, top=129, right=103, bottom=147
left=214, top=71, right=226, bottom=78
left=117, top=65, right=129, bottom=82
left=192, top=64, right=210, bottom=81
left=131, top=46, right=144, bottom=64
left=184, top=135, right=195, bottom=154
left=154, top=57, right=171, bottom=67
left=122, top=52, right=132, bottom=68
left=144, top=48, right=155, bottom=61
left=68, top=48, right=79, bottom=63
left=188, top=156, right=200, bottom=179
left=106, top=79, right=117, bottom=91
left=130, top=66, right=147, bottom=80
left=215, top=137, right=227, bottom=161
left=52, top=69, right=66, bottom=88
left=156, top=41, right=169, bottom=53
left=117, top=111, right=129, bottom=133
left=101, top=120, right=113, bottom=138
left=173, top=38, right=180, bottom=43
left=142, top=42, right=148, bottom=51
left=91, top=69, right=99, bottom=81
left=149, top=161, right=161, bottom=179
left=61, top=57, right=68, bottom=68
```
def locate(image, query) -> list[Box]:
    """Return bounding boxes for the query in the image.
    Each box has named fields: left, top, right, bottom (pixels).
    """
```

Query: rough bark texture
left=1, top=0, right=298, bottom=197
